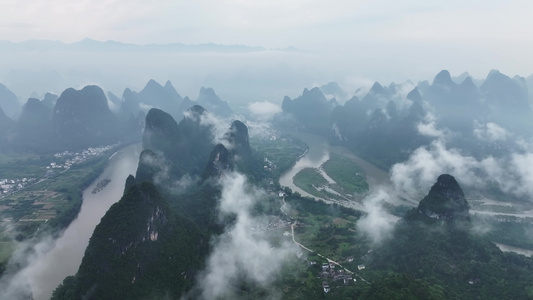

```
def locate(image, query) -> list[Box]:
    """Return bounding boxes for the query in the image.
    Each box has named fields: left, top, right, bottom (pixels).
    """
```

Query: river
left=278, top=132, right=404, bottom=217
left=278, top=132, right=390, bottom=201
left=26, top=143, right=141, bottom=300
left=279, top=133, right=330, bottom=199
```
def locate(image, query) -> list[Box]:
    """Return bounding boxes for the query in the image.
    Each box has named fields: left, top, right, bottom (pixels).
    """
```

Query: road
left=290, top=221, right=369, bottom=284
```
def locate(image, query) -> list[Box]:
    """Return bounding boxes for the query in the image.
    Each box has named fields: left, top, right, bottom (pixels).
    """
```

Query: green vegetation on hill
left=356, top=273, right=445, bottom=300
left=273, top=175, right=533, bottom=299
left=51, top=182, right=208, bottom=300
left=51, top=107, right=273, bottom=299
left=141, top=107, right=214, bottom=180
left=366, top=175, right=533, bottom=299
left=369, top=217, right=533, bottom=299
left=0, top=239, right=14, bottom=264
left=481, top=216, right=533, bottom=250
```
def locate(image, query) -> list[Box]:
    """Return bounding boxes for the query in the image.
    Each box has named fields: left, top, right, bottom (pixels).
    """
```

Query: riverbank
left=25, top=143, right=141, bottom=300
left=279, top=132, right=330, bottom=200
left=278, top=132, right=391, bottom=208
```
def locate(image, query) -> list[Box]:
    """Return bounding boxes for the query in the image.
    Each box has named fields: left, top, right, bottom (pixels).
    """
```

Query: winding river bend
left=279, top=133, right=330, bottom=199
left=27, top=143, right=141, bottom=300
left=278, top=132, right=390, bottom=202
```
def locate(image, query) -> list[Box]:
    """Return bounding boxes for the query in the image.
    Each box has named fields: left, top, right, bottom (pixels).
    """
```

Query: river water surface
left=27, top=143, right=141, bottom=300
left=279, top=133, right=330, bottom=199
left=278, top=132, right=391, bottom=200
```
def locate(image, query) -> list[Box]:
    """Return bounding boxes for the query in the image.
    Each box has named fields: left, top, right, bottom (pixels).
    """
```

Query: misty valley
left=2, top=69, right=533, bottom=300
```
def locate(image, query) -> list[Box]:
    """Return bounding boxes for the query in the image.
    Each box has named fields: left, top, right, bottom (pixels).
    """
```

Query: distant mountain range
left=121, top=79, right=234, bottom=123
left=277, top=69, right=533, bottom=169
left=0, top=83, right=20, bottom=119
left=0, top=39, right=301, bottom=53
left=0, top=78, right=236, bottom=153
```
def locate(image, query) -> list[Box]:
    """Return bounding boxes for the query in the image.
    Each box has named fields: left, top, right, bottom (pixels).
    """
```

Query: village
left=50, top=144, right=117, bottom=171
left=0, top=144, right=117, bottom=197
left=294, top=229, right=370, bottom=294
left=264, top=183, right=369, bottom=294
left=0, top=177, right=38, bottom=196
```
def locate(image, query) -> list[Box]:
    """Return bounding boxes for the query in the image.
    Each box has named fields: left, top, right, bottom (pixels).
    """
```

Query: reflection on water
left=27, top=144, right=141, bottom=300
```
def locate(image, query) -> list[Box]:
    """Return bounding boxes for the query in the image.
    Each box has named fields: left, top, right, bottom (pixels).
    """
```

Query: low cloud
left=473, top=122, right=509, bottom=142
left=171, top=174, right=197, bottom=192
left=248, top=101, right=281, bottom=120
left=350, top=79, right=373, bottom=99
left=390, top=140, right=481, bottom=197
left=194, top=173, right=296, bottom=299
left=390, top=81, right=416, bottom=111
left=107, top=98, right=119, bottom=112
left=245, top=120, right=274, bottom=139
left=139, top=148, right=199, bottom=193
left=139, top=150, right=170, bottom=184
left=506, top=153, right=533, bottom=197
left=0, top=230, right=55, bottom=300
left=139, top=102, right=155, bottom=111
left=417, top=113, right=448, bottom=139
left=196, top=110, right=236, bottom=149
left=390, top=139, right=533, bottom=201
left=356, top=188, right=397, bottom=244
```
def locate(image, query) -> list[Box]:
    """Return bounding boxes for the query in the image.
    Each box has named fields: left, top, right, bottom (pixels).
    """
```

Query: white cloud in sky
left=2, top=0, right=533, bottom=49
left=0, top=0, right=365, bottom=45
left=385, top=0, right=533, bottom=42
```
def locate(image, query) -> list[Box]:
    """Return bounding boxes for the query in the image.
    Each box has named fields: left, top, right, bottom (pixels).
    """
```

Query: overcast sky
left=1, top=0, right=533, bottom=97
left=2, top=1, right=531, bottom=47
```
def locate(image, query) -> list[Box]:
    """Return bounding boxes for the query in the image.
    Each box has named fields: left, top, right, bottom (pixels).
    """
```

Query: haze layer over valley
left=1, top=66, right=533, bottom=299
left=2, top=1, right=533, bottom=299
